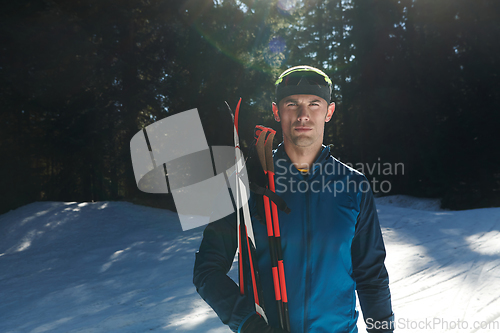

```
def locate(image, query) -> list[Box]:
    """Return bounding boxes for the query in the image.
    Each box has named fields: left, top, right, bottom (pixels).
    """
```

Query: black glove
left=240, top=314, right=288, bottom=333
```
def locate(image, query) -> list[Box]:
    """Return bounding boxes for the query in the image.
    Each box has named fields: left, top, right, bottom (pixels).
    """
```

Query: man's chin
left=291, top=137, right=316, bottom=148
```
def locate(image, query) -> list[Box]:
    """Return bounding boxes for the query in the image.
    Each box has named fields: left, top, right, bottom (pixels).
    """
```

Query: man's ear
left=325, top=102, right=335, bottom=122
left=272, top=102, right=280, bottom=122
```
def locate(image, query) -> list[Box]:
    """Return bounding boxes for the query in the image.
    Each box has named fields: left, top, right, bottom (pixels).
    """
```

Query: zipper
left=303, top=182, right=312, bottom=333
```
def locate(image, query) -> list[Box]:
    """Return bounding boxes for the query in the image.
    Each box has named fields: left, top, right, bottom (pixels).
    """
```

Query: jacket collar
left=274, top=142, right=331, bottom=175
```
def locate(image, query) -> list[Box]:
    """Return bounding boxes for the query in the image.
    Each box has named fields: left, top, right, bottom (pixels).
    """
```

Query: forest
left=1, top=0, right=499, bottom=214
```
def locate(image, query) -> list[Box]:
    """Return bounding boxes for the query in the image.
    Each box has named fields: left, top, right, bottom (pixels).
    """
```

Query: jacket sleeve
left=351, top=182, right=394, bottom=333
left=193, top=212, right=256, bottom=332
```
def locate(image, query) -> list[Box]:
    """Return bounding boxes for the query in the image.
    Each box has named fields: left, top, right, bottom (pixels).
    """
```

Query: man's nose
left=297, top=106, right=309, bottom=121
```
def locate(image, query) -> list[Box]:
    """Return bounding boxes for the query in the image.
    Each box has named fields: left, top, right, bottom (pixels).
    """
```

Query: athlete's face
left=273, top=94, right=335, bottom=148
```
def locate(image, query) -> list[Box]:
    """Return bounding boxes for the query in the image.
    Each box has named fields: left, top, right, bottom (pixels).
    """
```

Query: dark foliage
left=1, top=0, right=499, bottom=214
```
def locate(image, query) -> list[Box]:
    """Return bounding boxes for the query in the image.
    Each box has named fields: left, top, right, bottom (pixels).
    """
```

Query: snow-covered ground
left=0, top=196, right=499, bottom=332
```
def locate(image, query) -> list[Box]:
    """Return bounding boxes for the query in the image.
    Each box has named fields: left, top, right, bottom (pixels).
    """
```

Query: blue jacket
left=194, top=144, right=393, bottom=332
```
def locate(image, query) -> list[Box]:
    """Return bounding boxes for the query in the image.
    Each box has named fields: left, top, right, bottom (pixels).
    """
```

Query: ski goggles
left=275, top=66, right=332, bottom=103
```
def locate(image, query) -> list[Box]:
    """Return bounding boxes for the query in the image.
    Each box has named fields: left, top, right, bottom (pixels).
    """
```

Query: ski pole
left=254, top=127, right=285, bottom=330
left=254, top=125, right=290, bottom=331
left=263, top=129, right=290, bottom=332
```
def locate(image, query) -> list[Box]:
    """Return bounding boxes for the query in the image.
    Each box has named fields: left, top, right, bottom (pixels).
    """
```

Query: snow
left=1, top=196, right=499, bottom=332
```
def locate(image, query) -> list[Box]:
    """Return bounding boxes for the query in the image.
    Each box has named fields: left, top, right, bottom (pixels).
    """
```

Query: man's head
left=272, top=66, right=335, bottom=151
left=275, top=65, right=332, bottom=105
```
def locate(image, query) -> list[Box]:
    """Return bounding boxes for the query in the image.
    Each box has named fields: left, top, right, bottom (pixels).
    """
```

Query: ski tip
left=225, top=101, right=236, bottom=124
left=224, top=100, right=232, bottom=113
left=235, top=98, right=242, bottom=135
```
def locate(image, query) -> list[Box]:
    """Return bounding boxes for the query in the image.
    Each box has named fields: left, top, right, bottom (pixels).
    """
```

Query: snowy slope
left=372, top=196, right=500, bottom=333
left=0, top=197, right=499, bottom=333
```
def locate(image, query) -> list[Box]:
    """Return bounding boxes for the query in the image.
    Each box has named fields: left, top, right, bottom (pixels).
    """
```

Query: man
left=193, top=66, right=394, bottom=333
